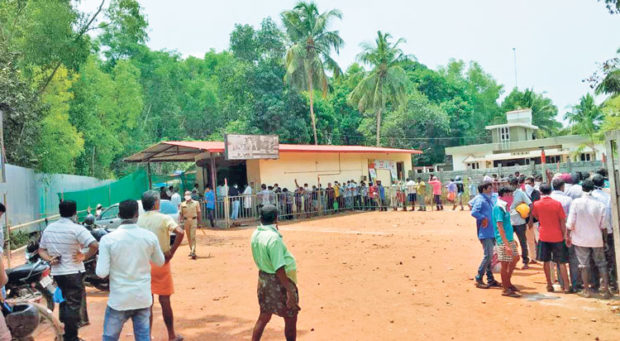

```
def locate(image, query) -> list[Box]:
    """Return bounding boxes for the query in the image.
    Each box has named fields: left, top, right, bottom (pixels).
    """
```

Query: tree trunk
left=376, top=107, right=382, bottom=147
left=307, top=74, right=318, bottom=145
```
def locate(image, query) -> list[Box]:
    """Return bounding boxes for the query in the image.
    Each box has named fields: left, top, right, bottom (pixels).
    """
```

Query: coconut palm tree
left=281, top=1, right=343, bottom=145
left=565, top=94, right=604, bottom=160
left=348, top=31, right=409, bottom=146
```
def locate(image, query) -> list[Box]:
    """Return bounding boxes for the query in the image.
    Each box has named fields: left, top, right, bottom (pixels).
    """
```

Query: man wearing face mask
left=39, top=200, right=99, bottom=341
left=179, top=191, right=202, bottom=260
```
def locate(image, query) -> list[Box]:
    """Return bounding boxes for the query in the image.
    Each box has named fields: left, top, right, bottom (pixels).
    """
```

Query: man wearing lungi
left=251, top=205, right=300, bottom=341
left=138, top=191, right=185, bottom=341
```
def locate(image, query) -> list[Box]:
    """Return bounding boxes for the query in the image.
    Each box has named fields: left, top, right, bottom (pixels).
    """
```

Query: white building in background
left=445, top=109, right=605, bottom=171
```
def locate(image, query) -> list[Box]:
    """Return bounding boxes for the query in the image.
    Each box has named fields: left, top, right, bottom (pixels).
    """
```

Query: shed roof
left=124, top=141, right=422, bottom=163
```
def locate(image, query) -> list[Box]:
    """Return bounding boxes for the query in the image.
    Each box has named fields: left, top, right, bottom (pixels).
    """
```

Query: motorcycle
left=4, top=259, right=56, bottom=312
left=2, top=301, right=64, bottom=341
left=82, top=215, right=110, bottom=291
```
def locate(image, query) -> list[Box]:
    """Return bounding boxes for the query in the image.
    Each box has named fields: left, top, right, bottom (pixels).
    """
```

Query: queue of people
left=470, top=168, right=617, bottom=299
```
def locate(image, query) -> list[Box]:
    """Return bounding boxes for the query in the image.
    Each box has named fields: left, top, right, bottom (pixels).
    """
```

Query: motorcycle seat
left=6, top=263, right=48, bottom=283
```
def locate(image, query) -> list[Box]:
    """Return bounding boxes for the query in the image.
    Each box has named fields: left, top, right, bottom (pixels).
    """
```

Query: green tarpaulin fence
left=59, top=169, right=149, bottom=213
left=58, top=169, right=197, bottom=214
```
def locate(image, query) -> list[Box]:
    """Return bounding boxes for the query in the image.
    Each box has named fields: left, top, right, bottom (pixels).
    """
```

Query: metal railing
left=199, top=185, right=474, bottom=228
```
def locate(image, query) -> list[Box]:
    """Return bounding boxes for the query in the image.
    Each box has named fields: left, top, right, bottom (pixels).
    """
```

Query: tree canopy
left=1, top=0, right=601, bottom=178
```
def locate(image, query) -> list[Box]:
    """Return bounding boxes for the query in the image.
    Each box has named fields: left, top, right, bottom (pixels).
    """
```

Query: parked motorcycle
left=2, top=301, right=64, bottom=340
left=82, top=215, right=110, bottom=291
left=4, top=259, right=56, bottom=312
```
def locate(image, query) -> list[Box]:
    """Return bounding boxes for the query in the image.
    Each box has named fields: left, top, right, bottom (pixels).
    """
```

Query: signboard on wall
left=373, top=159, right=398, bottom=180
left=224, top=134, right=279, bottom=160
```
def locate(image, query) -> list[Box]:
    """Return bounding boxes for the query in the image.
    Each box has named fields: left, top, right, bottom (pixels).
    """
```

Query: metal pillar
left=147, top=162, right=152, bottom=189
left=604, top=130, right=620, bottom=290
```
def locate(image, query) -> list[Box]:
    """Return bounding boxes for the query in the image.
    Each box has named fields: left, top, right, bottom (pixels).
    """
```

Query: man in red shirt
left=530, top=183, right=571, bottom=293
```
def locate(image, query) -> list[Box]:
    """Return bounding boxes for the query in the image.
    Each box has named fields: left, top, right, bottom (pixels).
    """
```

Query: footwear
left=510, top=285, right=520, bottom=292
left=522, top=264, right=530, bottom=270
left=546, top=285, right=554, bottom=292
left=192, top=254, right=197, bottom=260
left=487, top=280, right=502, bottom=288
left=529, top=260, right=538, bottom=265
left=581, top=289, right=593, bottom=298
left=502, top=289, right=521, bottom=298
left=600, top=289, right=612, bottom=299
left=475, top=278, right=489, bottom=289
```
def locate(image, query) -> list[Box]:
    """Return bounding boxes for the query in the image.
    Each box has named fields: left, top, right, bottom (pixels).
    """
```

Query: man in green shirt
left=251, top=205, right=300, bottom=341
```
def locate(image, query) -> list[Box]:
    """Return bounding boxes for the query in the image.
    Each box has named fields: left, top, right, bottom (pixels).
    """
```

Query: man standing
left=39, top=200, right=99, bottom=341
left=471, top=182, right=501, bottom=289
left=243, top=182, right=254, bottom=217
left=251, top=205, right=300, bottom=341
left=455, top=176, right=465, bottom=211
left=416, top=177, right=427, bottom=211
left=179, top=191, right=201, bottom=259
left=325, top=183, right=335, bottom=213
left=97, top=200, right=165, bottom=341
left=170, top=187, right=181, bottom=209
left=257, top=184, right=270, bottom=209
left=137, top=191, right=185, bottom=341
left=204, top=186, right=216, bottom=228
left=229, top=184, right=241, bottom=224
left=428, top=176, right=443, bottom=211
left=405, top=178, right=416, bottom=212
left=550, top=178, right=579, bottom=291
left=592, top=174, right=617, bottom=292
left=530, top=184, right=571, bottom=293
left=492, top=187, right=520, bottom=298
left=377, top=180, right=386, bottom=211
left=509, top=177, right=532, bottom=269
left=567, top=180, right=612, bottom=299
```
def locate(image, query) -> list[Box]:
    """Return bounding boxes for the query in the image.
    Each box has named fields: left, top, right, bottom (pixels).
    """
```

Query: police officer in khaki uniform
left=179, top=191, right=202, bottom=259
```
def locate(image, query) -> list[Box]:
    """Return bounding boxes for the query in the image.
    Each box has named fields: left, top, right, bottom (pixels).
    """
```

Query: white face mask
left=185, top=195, right=191, bottom=201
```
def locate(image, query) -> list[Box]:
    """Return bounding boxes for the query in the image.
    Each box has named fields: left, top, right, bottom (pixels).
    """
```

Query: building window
left=545, top=155, right=561, bottom=164
left=500, top=127, right=510, bottom=142
left=467, top=162, right=480, bottom=170
left=580, top=153, right=592, bottom=162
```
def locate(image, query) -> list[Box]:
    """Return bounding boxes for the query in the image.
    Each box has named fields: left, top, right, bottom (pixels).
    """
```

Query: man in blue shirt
left=471, top=182, right=501, bottom=289
left=204, top=186, right=216, bottom=227
left=492, top=186, right=520, bottom=298
left=377, top=180, right=386, bottom=211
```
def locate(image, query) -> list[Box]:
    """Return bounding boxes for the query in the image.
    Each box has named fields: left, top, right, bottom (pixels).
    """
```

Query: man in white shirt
left=405, top=178, right=417, bottom=211
left=592, top=174, right=617, bottom=292
left=170, top=187, right=181, bottom=208
left=39, top=200, right=99, bottom=341
left=243, top=182, right=254, bottom=215
left=97, top=200, right=165, bottom=341
left=550, top=178, right=580, bottom=291
left=566, top=180, right=611, bottom=299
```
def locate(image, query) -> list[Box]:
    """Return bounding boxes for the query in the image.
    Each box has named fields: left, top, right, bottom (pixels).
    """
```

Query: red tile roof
left=125, top=140, right=421, bottom=163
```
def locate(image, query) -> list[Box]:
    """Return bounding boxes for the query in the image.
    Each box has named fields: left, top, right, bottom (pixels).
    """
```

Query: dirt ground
left=32, top=211, right=620, bottom=340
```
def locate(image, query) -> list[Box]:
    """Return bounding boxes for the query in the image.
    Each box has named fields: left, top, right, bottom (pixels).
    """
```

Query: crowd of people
left=193, top=175, right=485, bottom=225
left=470, top=168, right=617, bottom=299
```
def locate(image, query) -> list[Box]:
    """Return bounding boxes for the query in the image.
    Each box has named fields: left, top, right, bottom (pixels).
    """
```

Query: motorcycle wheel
left=15, top=302, right=64, bottom=341
left=7, top=284, right=54, bottom=312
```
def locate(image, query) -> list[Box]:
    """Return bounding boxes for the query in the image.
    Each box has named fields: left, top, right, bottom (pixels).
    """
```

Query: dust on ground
left=65, top=211, right=620, bottom=340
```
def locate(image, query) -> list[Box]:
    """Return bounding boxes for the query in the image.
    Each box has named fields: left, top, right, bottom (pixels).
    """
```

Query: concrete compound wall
left=429, top=161, right=604, bottom=185
left=0, top=164, right=112, bottom=226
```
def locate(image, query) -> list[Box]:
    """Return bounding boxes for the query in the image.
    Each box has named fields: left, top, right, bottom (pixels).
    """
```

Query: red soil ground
left=20, top=210, right=620, bottom=340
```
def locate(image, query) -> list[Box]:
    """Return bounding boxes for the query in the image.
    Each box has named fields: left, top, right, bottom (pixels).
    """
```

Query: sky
left=80, top=0, right=620, bottom=120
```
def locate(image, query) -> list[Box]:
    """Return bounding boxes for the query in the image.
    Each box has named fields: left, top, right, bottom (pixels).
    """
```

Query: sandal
left=487, top=280, right=502, bottom=288
left=170, top=336, right=184, bottom=341
left=546, top=285, right=554, bottom=293
left=601, top=290, right=612, bottom=299
left=502, top=290, right=521, bottom=298
left=509, top=285, right=520, bottom=292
